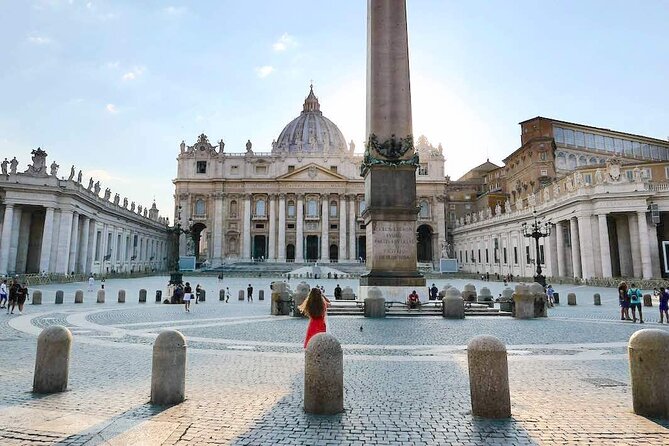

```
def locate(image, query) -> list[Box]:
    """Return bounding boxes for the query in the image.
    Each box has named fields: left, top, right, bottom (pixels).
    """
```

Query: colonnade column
left=637, top=211, right=653, bottom=279
left=295, top=194, right=304, bottom=262
left=628, top=214, right=642, bottom=277
left=577, top=215, right=595, bottom=279
left=268, top=194, right=276, bottom=261
left=348, top=195, right=357, bottom=261
left=39, top=207, right=55, bottom=274
left=278, top=194, right=286, bottom=261
left=56, top=209, right=74, bottom=274
left=68, top=212, right=80, bottom=274
left=320, top=194, right=329, bottom=262
left=339, top=195, right=347, bottom=261
left=242, top=194, right=251, bottom=260
left=0, top=204, right=15, bottom=275
left=569, top=217, right=581, bottom=278
left=555, top=221, right=566, bottom=277
left=212, top=193, right=223, bottom=266
left=7, top=207, right=22, bottom=275
left=598, top=214, right=612, bottom=278
left=436, top=197, right=446, bottom=261
left=77, top=216, right=90, bottom=274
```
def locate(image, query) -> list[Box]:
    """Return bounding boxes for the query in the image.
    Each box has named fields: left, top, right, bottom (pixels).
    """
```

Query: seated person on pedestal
left=407, top=290, right=421, bottom=310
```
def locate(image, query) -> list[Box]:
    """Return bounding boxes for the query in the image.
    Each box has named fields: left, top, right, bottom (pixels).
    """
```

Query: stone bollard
left=553, top=292, right=560, bottom=305
left=238, top=290, right=245, bottom=301
left=438, top=284, right=452, bottom=299
left=478, top=287, right=494, bottom=308
left=33, top=325, right=72, bottom=394
left=74, top=290, right=84, bottom=304
left=118, top=289, right=126, bottom=303
left=364, top=287, right=385, bottom=318
left=198, top=290, right=206, bottom=302
left=258, top=290, right=264, bottom=301
left=567, top=293, right=577, bottom=306
left=341, top=286, right=355, bottom=300
left=139, top=289, right=147, bottom=303
left=512, top=284, right=534, bottom=319
left=151, top=330, right=187, bottom=406
left=499, top=287, right=514, bottom=313
left=219, top=289, right=225, bottom=301
left=156, top=290, right=162, bottom=303
left=530, top=282, right=548, bottom=317
left=467, top=335, right=511, bottom=419
left=462, top=283, right=477, bottom=302
left=32, top=290, right=42, bottom=305
left=594, top=293, right=601, bottom=306
left=443, top=287, right=465, bottom=319
left=96, top=289, right=105, bottom=303
left=271, top=282, right=292, bottom=315
left=55, top=290, right=64, bottom=304
left=304, top=333, right=344, bottom=415
left=628, top=329, right=669, bottom=418
left=643, top=294, right=652, bottom=307
left=293, top=282, right=311, bottom=318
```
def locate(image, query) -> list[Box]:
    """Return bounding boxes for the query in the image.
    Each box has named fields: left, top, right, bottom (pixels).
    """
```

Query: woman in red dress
left=299, top=287, right=330, bottom=348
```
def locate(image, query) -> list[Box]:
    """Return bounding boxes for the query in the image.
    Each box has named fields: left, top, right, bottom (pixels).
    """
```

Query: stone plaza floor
left=0, top=275, right=668, bottom=445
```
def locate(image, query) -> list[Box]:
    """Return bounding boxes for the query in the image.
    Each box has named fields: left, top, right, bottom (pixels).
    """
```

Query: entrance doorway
left=357, top=236, right=366, bottom=261
left=253, top=235, right=266, bottom=259
left=306, top=235, right=319, bottom=261
left=417, top=224, right=433, bottom=262
left=286, top=244, right=295, bottom=261
left=191, top=223, right=207, bottom=261
left=329, top=244, right=338, bottom=262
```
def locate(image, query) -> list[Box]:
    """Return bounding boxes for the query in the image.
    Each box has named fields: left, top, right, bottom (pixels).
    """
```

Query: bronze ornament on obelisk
left=359, top=0, right=425, bottom=297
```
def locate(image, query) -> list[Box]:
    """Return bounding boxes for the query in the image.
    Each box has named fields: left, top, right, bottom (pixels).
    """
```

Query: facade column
left=348, top=195, right=357, bottom=261
left=16, top=211, right=32, bottom=274
left=295, top=194, right=304, bottom=262
left=7, top=207, right=23, bottom=275
left=339, top=195, right=347, bottom=261
left=647, top=220, right=662, bottom=277
left=628, top=213, right=642, bottom=278
left=68, top=212, right=80, bottom=274
left=614, top=216, right=632, bottom=276
left=212, top=193, right=223, bottom=267
left=242, top=194, right=251, bottom=260
left=436, top=197, right=446, bottom=261
left=278, top=194, right=286, bottom=261
left=87, top=220, right=96, bottom=274
left=577, top=215, right=594, bottom=279
left=77, top=216, right=90, bottom=273
left=0, top=204, right=15, bottom=275
left=569, top=217, right=581, bottom=278
left=637, top=211, right=653, bottom=279
left=268, top=194, right=277, bottom=261
left=320, top=194, right=329, bottom=262
left=598, top=214, right=612, bottom=278
left=39, top=207, right=55, bottom=274
left=555, top=221, right=566, bottom=277
left=56, top=209, right=74, bottom=274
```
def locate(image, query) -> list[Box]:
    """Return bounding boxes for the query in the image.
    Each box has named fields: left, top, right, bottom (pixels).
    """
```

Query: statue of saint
left=245, top=139, right=253, bottom=153
left=88, top=178, right=94, bottom=190
left=77, top=170, right=82, bottom=183
left=130, top=201, right=135, bottom=212
left=180, top=140, right=186, bottom=153
left=50, top=161, right=59, bottom=176
left=113, top=193, right=120, bottom=205
left=218, top=139, right=225, bottom=153
left=93, top=181, right=100, bottom=195
left=123, top=197, right=128, bottom=208
left=1, top=158, right=8, bottom=175
left=104, top=188, right=111, bottom=200
left=68, top=165, right=75, bottom=180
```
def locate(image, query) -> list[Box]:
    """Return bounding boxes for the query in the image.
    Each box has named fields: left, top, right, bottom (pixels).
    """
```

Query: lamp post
left=167, top=205, right=193, bottom=277
left=521, top=210, right=553, bottom=287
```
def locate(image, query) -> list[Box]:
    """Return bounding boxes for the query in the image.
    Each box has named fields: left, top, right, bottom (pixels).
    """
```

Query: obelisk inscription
left=360, top=0, right=424, bottom=289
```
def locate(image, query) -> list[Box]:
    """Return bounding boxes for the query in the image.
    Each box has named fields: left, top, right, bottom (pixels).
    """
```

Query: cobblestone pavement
left=0, top=276, right=668, bottom=445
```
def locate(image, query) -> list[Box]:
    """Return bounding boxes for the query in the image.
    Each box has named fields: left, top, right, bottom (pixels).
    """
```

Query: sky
left=1, top=0, right=668, bottom=220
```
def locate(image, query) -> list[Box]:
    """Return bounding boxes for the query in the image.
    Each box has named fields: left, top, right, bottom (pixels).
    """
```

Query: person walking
left=659, top=286, right=669, bottom=324
left=225, top=287, right=230, bottom=303
left=7, top=279, right=20, bottom=315
left=183, top=282, right=193, bottom=312
left=247, top=284, right=253, bottom=302
left=628, top=283, right=644, bottom=323
left=195, top=284, right=201, bottom=304
left=546, top=285, right=555, bottom=307
left=88, top=275, right=95, bottom=292
left=0, top=279, right=7, bottom=309
left=618, top=281, right=631, bottom=321
left=101, top=278, right=105, bottom=290
left=299, top=287, right=330, bottom=348
left=16, top=282, right=28, bottom=315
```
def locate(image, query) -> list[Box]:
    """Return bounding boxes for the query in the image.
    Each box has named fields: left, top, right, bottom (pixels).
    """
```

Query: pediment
left=277, top=163, right=347, bottom=181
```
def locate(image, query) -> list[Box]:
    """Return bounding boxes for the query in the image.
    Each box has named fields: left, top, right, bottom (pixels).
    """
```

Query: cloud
left=105, top=61, right=119, bottom=69
left=86, top=169, right=129, bottom=183
left=255, top=65, right=275, bottom=78
left=106, top=103, right=118, bottom=114
left=272, top=33, right=296, bottom=52
left=27, top=35, right=52, bottom=45
left=121, top=66, right=145, bottom=81
left=164, top=6, right=186, bottom=16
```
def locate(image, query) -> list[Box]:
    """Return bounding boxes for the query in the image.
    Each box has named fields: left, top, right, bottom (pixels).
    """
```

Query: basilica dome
left=273, top=85, right=349, bottom=155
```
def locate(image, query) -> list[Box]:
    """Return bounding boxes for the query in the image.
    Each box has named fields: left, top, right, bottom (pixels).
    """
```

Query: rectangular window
left=255, top=165, right=267, bottom=174
left=287, top=165, right=295, bottom=172
left=330, top=166, right=337, bottom=173
left=595, top=135, right=605, bottom=150
left=540, top=169, right=548, bottom=176
left=116, top=234, right=121, bottom=261
left=449, top=204, right=455, bottom=210
left=642, top=168, right=652, bottom=180
left=485, top=249, right=489, bottom=263
left=418, top=164, right=428, bottom=175
left=584, top=173, right=592, bottom=185
left=642, top=144, right=650, bottom=158
left=585, top=133, right=595, bottom=149
left=553, top=127, right=564, bottom=144
left=614, top=138, right=624, bottom=153
left=359, top=224, right=365, bottom=230
left=330, top=224, right=338, bottom=230
left=540, top=152, right=547, bottom=161
left=539, top=245, right=545, bottom=264
left=478, top=250, right=481, bottom=263
left=626, top=170, right=634, bottom=180
left=651, top=145, right=660, bottom=160
left=605, top=137, right=615, bottom=152
left=95, top=231, right=102, bottom=260
left=287, top=223, right=295, bottom=229
left=564, top=129, right=575, bottom=145
left=623, top=139, right=633, bottom=156
left=466, top=251, right=468, bottom=262
left=255, top=224, right=264, bottom=229
left=503, top=247, right=507, bottom=264
left=230, top=165, right=239, bottom=174
left=664, top=166, right=669, bottom=179
left=196, top=161, right=207, bottom=174
left=471, top=250, right=475, bottom=263
left=513, top=247, right=518, bottom=265
left=633, top=141, right=642, bottom=156
left=525, top=246, right=531, bottom=263
left=575, top=131, right=585, bottom=147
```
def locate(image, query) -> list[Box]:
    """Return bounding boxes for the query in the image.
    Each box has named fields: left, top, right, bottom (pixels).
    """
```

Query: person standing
left=429, top=283, right=438, bottom=301
left=659, top=286, right=669, bottom=324
left=628, top=283, right=644, bottom=323
left=88, top=275, right=95, bottom=292
left=7, top=279, right=20, bottom=315
left=225, top=287, right=230, bottom=303
left=0, top=279, right=7, bottom=309
left=183, top=282, right=193, bottom=312
left=546, top=285, right=555, bottom=307
left=101, top=278, right=105, bottom=290
left=195, top=284, right=201, bottom=304
left=618, top=281, right=631, bottom=321
left=299, top=287, right=330, bottom=348
left=334, top=284, right=342, bottom=300
left=16, top=282, right=28, bottom=315
left=247, top=284, right=253, bottom=302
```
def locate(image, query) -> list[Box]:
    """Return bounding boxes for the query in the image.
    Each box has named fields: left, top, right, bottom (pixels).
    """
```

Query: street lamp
left=167, top=205, right=194, bottom=273
left=521, top=209, right=553, bottom=287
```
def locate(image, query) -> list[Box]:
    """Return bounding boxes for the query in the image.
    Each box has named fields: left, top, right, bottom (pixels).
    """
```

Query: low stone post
left=151, top=330, right=187, bottom=406
left=33, top=325, right=72, bottom=394
left=593, top=293, right=601, bottom=306
left=96, top=289, right=105, bottom=303
left=238, top=290, right=245, bottom=301
left=74, top=290, right=83, bottom=304
left=467, top=335, right=511, bottom=419
left=155, top=290, right=162, bottom=303
left=293, top=282, right=310, bottom=318
left=341, top=286, right=355, bottom=300
left=462, top=283, right=477, bottom=302
left=478, top=287, right=494, bottom=308
left=643, top=294, right=652, bottom=307
left=499, top=287, right=514, bottom=313
left=139, top=289, right=147, bottom=303
left=32, top=290, right=42, bottom=305
left=198, top=290, right=206, bottom=302
left=304, top=333, right=343, bottom=415
left=553, top=292, right=560, bottom=305
left=364, top=287, right=385, bottom=318
left=118, top=289, right=126, bottom=303
left=55, top=290, right=64, bottom=304
left=443, top=287, right=465, bottom=319
left=219, top=289, right=225, bottom=301
left=438, top=284, right=452, bottom=299
left=258, top=290, right=264, bottom=301
left=628, top=329, right=669, bottom=418
left=567, top=293, right=577, bottom=306
left=513, top=284, right=534, bottom=319
left=271, top=282, right=292, bottom=315
left=530, top=282, right=547, bottom=317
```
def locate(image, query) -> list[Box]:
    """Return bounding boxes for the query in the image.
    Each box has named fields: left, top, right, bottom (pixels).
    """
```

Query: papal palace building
left=0, top=149, right=169, bottom=276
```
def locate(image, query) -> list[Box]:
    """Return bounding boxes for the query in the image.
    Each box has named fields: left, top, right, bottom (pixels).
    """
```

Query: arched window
left=194, top=199, right=206, bottom=216
left=578, top=155, right=587, bottom=166
left=307, top=199, right=318, bottom=217
left=329, top=200, right=337, bottom=217
left=230, top=200, right=238, bottom=217
left=419, top=200, right=430, bottom=218
left=287, top=200, right=296, bottom=218
left=255, top=199, right=266, bottom=216
left=358, top=200, right=366, bottom=216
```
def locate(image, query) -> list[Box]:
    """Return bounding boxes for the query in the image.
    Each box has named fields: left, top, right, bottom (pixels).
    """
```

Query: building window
left=539, top=245, right=545, bottom=264
left=554, top=127, right=564, bottom=144
left=287, top=200, right=296, bottom=217
left=478, top=250, right=481, bottom=263
left=514, top=246, right=518, bottom=265
left=625, top=170, right=634, bottom=181
left=95, top=231, right=102, bottom=260
left=287, top=223, right=295, bottom=229
left=503, top=247, right=507, bottom=264
left=540, top=152, right=547, bottom=161
left=540, top=169, right=548, bottom=176
left=419, top=201, right=430, bottom=219
left=418, top=164, right=428, bottom=175
left=230, top=165, right=239, bottom=174
left=255, top=199, right=266, bottom=216
left=526, top=246, right=531, bottom=263
left=575, top=131, right=585, bottom=147
left=358, top=200, right=366, bottom=216
left=330, top=200, right=337, bottom=217
left=449, top=204, right=455, bottom=210
left=641, top=168, right=652, bottom=180
left=330, top=224, right=337, bottom=230
left=564, top=129, right=575, bottom=145
left=255, top=224, right=264, bottom=229
left=465, top=251, right=468, bottom=262
left=664, top=166, right=669, bottom=179
left=230, top=200, right=238, bottom=217
left=288, top=165, right=295, bottom=173
left=194, top=199, right=206, bottom=216
left=196, top=161, right=207, bottom=174
left=584, top=174, right=592, bottom=185
left=485, top=249, right=489, bottom=263
left=307, top=199, right=318, bottom=217
left=255, top=165, right=267, bottom=175
left=330, top=166, right=337, bottom=173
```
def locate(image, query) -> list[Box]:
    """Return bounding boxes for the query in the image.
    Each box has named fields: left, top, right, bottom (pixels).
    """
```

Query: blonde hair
left=298, top=287, right=325, bottom=318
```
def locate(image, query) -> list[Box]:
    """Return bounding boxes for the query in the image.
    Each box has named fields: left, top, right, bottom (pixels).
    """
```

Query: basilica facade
left=173, top=86, right=449, bottom=267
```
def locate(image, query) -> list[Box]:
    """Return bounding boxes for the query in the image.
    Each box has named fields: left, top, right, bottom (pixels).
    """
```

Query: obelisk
left=359, top=0, right=425, bottom=300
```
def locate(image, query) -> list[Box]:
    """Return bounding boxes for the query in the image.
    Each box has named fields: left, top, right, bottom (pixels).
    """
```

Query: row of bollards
left=32, top=325, right=669, bottom=418
left=33, top=289, right=154, bottom=305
